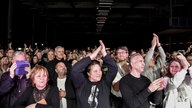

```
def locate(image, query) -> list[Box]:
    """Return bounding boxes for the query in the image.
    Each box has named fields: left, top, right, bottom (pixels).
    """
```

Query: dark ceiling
left=16, top=0, right=169, bottom=33
left=1, top=0, right=192, bottom=50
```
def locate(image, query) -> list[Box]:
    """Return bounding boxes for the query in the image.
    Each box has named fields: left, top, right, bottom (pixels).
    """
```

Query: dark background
left=0, top=0, right=192, bottom=52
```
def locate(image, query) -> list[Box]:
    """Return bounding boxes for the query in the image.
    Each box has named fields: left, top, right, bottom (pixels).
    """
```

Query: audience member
left=0, top=51, right=31, bottom=108
left=47, top=49, right=55, bottom=62
left=30, top=54, right=39, bottom=68
left=5, top=48, right=15, bottom=66
left=35, top=50, right=47, bottom=66
left=120, top=53, right=164, bottom=108
left=163, top=53, right=192, bottom=108
left=0, top=56, right=10, bottom=78
left=111, top=46, right=129, bottom=108
left=13, top=65, right=60, bottom=108
left=186, top=53, right=192, bottom=66
left=55, top=62, right=77, bottom=108
left=142, top=33, right=166, bottom=82
left=71, top=40, right=118, bottom=108
left=45, top=46, right=72, bottom=85
left=141, top=33, right=166, bottom=108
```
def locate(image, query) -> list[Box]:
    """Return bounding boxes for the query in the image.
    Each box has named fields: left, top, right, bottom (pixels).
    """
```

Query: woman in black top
left=71, top=40, right=118, bottom=108
left=13, top=65, right=60, bottom=108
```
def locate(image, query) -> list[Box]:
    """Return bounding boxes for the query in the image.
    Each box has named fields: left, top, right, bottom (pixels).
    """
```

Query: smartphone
left=15, top=61, right=30, bottom=75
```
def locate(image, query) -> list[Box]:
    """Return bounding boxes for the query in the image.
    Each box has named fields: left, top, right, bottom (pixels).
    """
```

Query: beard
left=58, top=71, right=67, bottom=76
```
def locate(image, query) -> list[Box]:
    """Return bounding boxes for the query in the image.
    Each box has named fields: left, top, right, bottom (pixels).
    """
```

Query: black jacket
left=71, top=55, right=118, bottom=108
left=45, top=58, right=72, bottom=85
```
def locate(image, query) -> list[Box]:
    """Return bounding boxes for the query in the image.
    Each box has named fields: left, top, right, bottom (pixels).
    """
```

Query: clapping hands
left=148, top=77, right=165, bottom=92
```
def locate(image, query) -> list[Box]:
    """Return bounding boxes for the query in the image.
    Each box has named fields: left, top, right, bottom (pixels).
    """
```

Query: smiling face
left=169, top=61, right=182, bottom=76
left=55, top=62, right=67, bottom=76
left=88, top=64, right=102, bottom=82
left=34, top=70, right=48, bottom=90
left=87, top=60, right=102, bottom=82
left=116, top=46, right=129, bottom=62
left=31, top=65, right=49, bottom=90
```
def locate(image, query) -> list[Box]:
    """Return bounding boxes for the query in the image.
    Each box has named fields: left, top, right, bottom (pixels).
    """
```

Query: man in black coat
left=45, top=46, right=72, bottom=86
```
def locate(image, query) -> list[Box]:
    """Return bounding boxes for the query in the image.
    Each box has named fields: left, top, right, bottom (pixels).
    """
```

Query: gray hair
left=13, top=51, right=27, bottom=60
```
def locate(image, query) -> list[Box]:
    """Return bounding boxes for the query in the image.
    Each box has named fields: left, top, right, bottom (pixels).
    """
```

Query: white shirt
left=57, top=77, right=67, bottom=108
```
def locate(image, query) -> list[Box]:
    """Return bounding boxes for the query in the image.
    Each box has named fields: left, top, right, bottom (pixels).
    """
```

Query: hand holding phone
left=15, top=61, right=30, bottom=75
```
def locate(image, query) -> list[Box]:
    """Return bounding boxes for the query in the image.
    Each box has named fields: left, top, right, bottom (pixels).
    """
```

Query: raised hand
left=177, top=53, right=190, bottom=70
left=153, top=33, right=161, bottom=47
left=89, top=46, right=101, bottom=60
left=9, top=62, right=17, bottom=78
left=99, top=40, right=107, bottom=57
left=151, top=34, right=157, bottom=48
